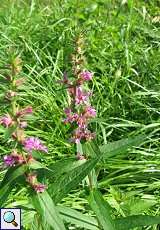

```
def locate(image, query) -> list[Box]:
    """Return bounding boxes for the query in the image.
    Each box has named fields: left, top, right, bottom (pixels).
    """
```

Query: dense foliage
left=0, top=0, right=160, bottom=229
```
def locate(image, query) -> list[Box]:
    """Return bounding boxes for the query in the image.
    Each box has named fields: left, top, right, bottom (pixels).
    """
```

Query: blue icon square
left=0, top=208, right=21, bottom=230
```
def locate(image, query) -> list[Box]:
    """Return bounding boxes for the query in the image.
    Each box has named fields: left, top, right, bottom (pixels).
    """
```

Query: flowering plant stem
left=61, top=34, right=97, bottom=191
left=0, top=56, right=48, bottom=193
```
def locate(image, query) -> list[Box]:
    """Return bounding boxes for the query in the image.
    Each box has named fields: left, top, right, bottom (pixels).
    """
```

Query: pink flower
left=11, top=150, right=25, bottom=164
left=64, top=108, right=72, bottom=115
left=3, top=151, right=25, bottom=167
left=34, top=183, right=47, bottom=193
left=80, top=71, right=93, bottom=81
left=26, top=173, right=47, bottom=193
left=3, top=155, right=15, bottom=166
left=84, top=129, right=96, bottom=141
left=71, top=128, right=84, bottom=143
left=19, top=121, right=27, bottom=128
left=84, top=106, right=96, bottom=118
left=75, top=87, right=90, bottom=105
left=23, top=137, right=48, bottom=153
left=77, top=114, right=87, bottom=128
left=16, top=106, right=33, bottom=117
left=63, top=108, right=79, bottom=124
left=0, top=114, right=13, bottom=127
left=71, top=128, right=95, bottom=143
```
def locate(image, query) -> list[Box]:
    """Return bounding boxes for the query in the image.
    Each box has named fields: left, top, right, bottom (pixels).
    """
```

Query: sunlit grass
left=0, top=0, right=160, bottom=229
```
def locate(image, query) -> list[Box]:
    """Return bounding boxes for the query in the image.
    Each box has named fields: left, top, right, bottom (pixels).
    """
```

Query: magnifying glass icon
left=3, top=211, right=18, bottom=227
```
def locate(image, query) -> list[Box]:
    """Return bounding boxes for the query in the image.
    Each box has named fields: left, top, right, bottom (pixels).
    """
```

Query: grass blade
left=58, top=206, right=99, bottom=230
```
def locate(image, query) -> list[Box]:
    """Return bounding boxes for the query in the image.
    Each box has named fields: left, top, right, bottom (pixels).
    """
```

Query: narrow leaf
left=0, top=165, right=28, bottom=206
left=88, top=189, right=115, bottom=230
left=31, top=191, right=66, bottom=230
left=114, top=215, right=160, bottom=230
left=50, top=158, right=98, bottom=203
left=0, top=184, right=14, bottom=206
left=0, top=164, right=27, bottom=188
left=47, top=157, right=85, bottom=178
left=83, top=141, right=101, bottom=158
left=100, top=135, right=145, bottom=159
left=58, top=205, right=99, bottom=230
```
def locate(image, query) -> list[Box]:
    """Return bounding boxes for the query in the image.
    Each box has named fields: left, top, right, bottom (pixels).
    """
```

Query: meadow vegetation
left=0, top=0, right=160, bottom=229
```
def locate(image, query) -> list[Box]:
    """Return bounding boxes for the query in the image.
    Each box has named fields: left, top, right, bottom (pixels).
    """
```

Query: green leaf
left=121, top=197, right=157, bottom=215
left=114, top=215, right=160, bottom=230
left=83, top=141, right=101, bottom=158
left=88, top=189, right=115, bottom=230
left=0, top=164, right=27, bottom=188
left=100, top=135, right=145, bottom=159
left=47, top=157, right=85, bottom=178
left=28, top=160, right=49, bottom=170
left=0, top=165, right=28, bottom=206
left=31, top=191, right=66, bottom=230
left=31, top=150, right=46, bottom=160
left=50, top=158, right=98, bottom=203
left=4, top=125, right=17, bottom=141
left=58, top=205, right=99, bottom=230
left=0, top=184, right=14, bottom=206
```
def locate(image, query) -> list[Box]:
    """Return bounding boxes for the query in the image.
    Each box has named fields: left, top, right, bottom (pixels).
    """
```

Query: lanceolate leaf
left=0, top=165, right=28, bottom=206
left=88, top=189, right=115, bottom=230
left=0, top=184, right=14, bottom=206
left=50, top=158, right=98, bottom=203
left=0, top=165, right=27, bottom=188
left=46, top=157, right=86, bottom=178
left=0, top=161, right=47, bottom=206
left=83, top=141, right=101, bottom=158
left=100, top=135, right=146, bottom=159
left=0, top=160, right=48, bottom=188
left=28, top=160, right=49, bottom=170
left=114, top=215, right=160, bottom=230
left=58, top=205, right=99, bottom=230
left=31, top=191, right=66, bottom=230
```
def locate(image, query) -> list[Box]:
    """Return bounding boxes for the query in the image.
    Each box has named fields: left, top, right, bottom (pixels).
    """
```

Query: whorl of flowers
left=60, top=34, right=96, bottom=157
left=0, top=56, right=47, bottom=193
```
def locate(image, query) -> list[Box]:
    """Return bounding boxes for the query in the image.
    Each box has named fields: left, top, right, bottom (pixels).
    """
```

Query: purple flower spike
left=3, top=155, right=15, bottom=166
left=80, top=71, right=93, bottom=81
left=23, top=137, right=48, bottom=153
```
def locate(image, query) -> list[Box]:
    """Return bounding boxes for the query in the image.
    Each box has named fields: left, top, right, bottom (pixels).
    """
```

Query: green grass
left=0, top=0, right=160, bottom=229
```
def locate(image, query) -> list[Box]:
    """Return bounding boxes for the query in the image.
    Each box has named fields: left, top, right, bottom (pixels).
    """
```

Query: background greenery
left=0, top=0, right=160, bottom=229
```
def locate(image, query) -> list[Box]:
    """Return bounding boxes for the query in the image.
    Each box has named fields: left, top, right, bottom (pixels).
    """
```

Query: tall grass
left=0, top=0, right=160, bottom=229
